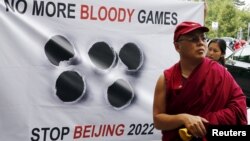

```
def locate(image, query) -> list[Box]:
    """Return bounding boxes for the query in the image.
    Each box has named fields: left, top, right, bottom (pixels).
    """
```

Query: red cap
left=174, top=21, right=209, bottom=42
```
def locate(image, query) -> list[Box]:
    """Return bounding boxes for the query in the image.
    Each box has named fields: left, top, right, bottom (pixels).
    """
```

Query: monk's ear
left=174, top=42, right=181, bottom=52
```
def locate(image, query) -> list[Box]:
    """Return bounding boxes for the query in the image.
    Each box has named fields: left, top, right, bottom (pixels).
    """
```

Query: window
left=239, top=46, right=250, bottom=63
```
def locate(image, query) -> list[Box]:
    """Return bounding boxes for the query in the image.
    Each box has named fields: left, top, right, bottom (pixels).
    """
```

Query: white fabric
left=0, top=0, right=204, bottom=140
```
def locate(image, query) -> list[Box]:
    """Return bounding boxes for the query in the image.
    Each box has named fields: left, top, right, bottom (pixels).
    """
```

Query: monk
left=153, top=21, right=247, bottom=141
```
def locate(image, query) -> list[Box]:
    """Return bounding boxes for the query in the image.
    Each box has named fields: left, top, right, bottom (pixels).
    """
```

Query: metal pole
left=248, top=23, right=250, bottom=42
left=239, top=27, right=242, bottom=40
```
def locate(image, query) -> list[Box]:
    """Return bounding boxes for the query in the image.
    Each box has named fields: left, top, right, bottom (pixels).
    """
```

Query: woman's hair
left=208, top=38, right=227, bottom=66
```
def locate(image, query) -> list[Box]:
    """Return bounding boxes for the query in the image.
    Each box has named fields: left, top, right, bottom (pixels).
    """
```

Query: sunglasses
left=177, top=34, right=207, bottom=43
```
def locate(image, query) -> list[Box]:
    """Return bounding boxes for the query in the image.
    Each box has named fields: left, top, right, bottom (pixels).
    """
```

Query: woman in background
left=206, top=38, right=227, bottom=66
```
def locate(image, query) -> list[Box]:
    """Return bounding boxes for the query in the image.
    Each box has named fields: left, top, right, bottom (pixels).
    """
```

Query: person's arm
left=153, top=74, right=208, bottom=137
left=153, top=74, right=183, bottom=130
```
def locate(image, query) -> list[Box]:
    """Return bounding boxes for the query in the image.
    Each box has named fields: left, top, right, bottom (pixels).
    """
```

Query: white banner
left=0, top=0, right=204, bottom=140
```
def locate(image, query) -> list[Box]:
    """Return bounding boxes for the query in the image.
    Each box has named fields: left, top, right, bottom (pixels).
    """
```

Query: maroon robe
left=162, top=58, right=247, bottom=141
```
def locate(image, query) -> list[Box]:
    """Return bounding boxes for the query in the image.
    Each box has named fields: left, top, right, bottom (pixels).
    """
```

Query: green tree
left=205, top=0, right=250, bottom=40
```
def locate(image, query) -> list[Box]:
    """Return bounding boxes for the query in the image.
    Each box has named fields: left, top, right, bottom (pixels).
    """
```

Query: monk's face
left=175, top=30, right=208, bottom=61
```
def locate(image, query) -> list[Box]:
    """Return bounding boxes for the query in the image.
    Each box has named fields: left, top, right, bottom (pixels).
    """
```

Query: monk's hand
left=180, top=114, right=209, bottom=138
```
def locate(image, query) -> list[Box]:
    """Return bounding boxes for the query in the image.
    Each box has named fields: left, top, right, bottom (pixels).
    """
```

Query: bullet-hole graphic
left=55, top=71, right=85, bottom=103
left=45, top=35, right=75, bottom=66
left=107, top=79, right=134, bottom=109
left=88, top=42, right=117, bottom=70
left=119, top=43, right=144, bottom=71
left=43, top=36, right=142, bottom=109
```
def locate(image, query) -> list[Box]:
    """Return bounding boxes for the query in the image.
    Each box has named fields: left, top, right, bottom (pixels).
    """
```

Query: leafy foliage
left=205, top=0, right=250, bottom=40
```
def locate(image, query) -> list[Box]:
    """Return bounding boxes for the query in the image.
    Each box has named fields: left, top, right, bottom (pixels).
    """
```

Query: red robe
left=162, top=58, right=247, bottom=141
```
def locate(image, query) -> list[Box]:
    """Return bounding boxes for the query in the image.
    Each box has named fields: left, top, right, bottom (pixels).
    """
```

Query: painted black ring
left=106, top=79, right=134, bottom=110
left=45, top=35, right=75, bottom=66
left=55, top=70, right=86, bottom=103
left=118, top=42, right=144, bottom=71
left=88, top=41, right=117, bottom=72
